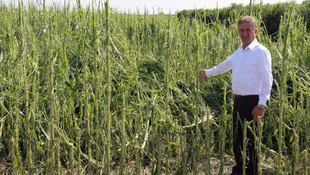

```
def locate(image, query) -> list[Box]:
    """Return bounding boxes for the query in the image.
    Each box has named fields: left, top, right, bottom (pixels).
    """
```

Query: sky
left=1, top=0, right=305, bottom=14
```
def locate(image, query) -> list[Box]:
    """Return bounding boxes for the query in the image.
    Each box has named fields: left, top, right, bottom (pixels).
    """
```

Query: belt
left=235, top=95, right=258, bottom=99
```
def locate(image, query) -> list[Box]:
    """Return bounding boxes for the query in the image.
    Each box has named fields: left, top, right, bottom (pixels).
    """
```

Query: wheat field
left=0, top=0, right=309, bottom=174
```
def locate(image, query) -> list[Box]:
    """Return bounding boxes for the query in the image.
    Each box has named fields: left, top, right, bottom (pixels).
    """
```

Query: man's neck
left=242, top=39, right=256, bottom=49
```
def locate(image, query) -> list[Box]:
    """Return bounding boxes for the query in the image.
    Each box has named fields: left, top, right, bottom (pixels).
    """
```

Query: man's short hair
left=238, top=16, right=257, bottom=30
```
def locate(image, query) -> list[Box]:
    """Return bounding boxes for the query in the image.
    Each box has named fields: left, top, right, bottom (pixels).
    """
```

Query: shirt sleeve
left=204, top=55, right=233, bottom=77
left=257, top=49, right=273, bottom=106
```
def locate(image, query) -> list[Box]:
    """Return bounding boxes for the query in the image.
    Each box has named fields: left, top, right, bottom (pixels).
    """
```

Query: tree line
left=177, top=0, right=310, bottom=39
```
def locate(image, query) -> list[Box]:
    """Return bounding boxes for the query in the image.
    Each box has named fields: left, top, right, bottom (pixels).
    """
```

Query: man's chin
left=242, top=40, right=251, bottom=46
left=242, top=39, right=249, bottom=43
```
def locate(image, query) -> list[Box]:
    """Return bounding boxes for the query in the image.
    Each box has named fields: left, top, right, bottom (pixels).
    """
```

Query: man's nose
left=241, top=31, right=248, bottom=35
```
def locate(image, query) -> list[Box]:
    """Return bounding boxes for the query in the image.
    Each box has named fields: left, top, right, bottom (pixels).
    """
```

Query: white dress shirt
left=204, top=39, right=273, bottom=106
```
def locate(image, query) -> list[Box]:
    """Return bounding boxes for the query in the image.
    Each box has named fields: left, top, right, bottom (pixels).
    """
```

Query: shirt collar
left=239, top=39, right=258, bottom=51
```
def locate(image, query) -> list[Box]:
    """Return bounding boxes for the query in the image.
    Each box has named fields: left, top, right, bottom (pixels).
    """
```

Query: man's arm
left=252, top=49, right=273, bottom=121
left=199, top=55, right=233, bottom=82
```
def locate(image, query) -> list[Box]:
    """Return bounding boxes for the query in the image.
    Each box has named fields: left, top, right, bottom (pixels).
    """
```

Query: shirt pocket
left=241, top=54, right=258, bottom=73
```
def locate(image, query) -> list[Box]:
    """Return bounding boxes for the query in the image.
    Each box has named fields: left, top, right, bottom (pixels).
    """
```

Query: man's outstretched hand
left=199, top=70, right=207, bottom=82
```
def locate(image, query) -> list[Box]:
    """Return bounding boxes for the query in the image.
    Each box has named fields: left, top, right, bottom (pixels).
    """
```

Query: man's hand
left=199, top=70, right=207, bottom=82
left=252, top=105, right=265, bottom=122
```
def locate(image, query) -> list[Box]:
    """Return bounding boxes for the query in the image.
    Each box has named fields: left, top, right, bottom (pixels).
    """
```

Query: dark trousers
left=232, top=95, right=259, bottom=175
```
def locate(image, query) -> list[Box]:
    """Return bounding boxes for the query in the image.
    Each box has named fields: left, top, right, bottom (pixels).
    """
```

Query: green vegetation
left=0, top=0, right=309, bottom=174
left=177, top=0, right=310, bottom=38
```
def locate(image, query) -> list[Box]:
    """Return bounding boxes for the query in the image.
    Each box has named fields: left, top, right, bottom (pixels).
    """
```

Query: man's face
left=238, top=22, right=257, bottom=48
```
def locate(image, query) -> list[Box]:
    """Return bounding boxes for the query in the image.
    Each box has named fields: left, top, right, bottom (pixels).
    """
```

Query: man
left=199, top=16, right=273, bottom=175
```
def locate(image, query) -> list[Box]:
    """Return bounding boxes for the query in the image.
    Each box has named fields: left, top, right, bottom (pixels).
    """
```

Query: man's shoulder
left=253, top=41, right=270, bottom=53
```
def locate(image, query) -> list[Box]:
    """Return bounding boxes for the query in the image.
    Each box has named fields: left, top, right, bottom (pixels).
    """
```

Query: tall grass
left=0, top=0, right=309, bottom=174
left=120, top=82, right=126, bottom=175
left=277, top=2, right=292, bottom=174
left=105, top=0, right=111, bottom=174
